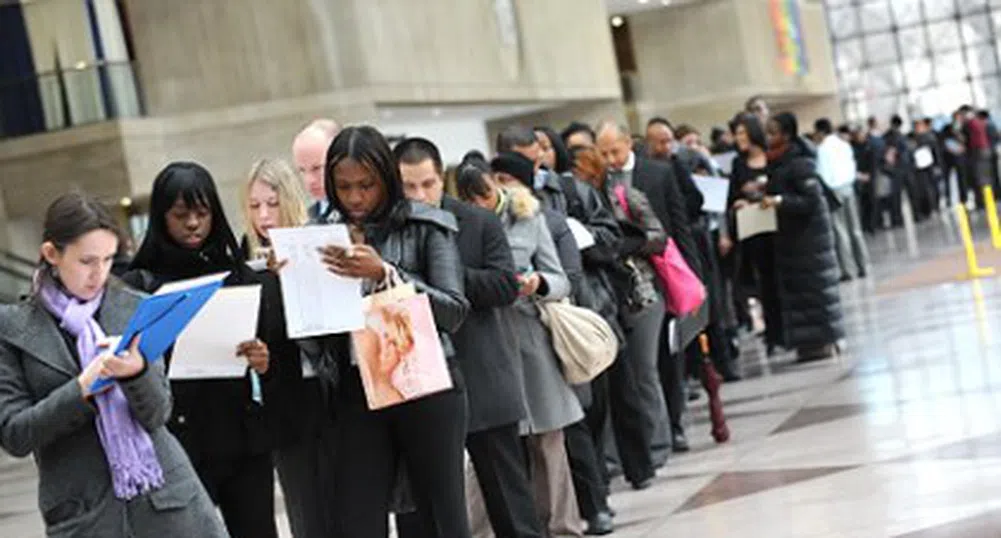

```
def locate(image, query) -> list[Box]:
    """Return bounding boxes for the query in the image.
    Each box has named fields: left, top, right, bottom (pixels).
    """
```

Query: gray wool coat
left=0, top=285, right=228, bottom=538
left=498, top=187, right=584, bottom=435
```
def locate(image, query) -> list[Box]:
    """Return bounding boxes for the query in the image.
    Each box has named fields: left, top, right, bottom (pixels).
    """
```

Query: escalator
left=0, top=251, right=33, bottom=303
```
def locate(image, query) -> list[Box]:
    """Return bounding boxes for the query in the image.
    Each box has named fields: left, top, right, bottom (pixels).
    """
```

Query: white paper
left=155, top=271, right=229, bottom=295
left=566, top=218, right=596, bottom=250
left=691, top=174, right=730, bottom=213
left=914, top=147, right=934, bottom=170
left=245, top=258, right=267, bottom=272
left=269, top=225, right=365, bottom=338
left=712, top=151, right=738, bottom=175
left=736, top=205, right=778, bottom=240
left=170, top=285, right=261, bottom=380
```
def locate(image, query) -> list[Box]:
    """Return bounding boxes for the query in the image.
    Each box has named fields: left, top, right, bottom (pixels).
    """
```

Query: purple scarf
left=38, top=280, right=164, bottom=500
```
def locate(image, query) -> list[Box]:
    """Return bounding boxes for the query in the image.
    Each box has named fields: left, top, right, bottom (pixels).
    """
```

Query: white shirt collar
left=621, top=151, right=636, bottom=173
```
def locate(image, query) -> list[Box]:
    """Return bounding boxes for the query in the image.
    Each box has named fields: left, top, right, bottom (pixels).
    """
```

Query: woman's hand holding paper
left=237, top=339, right=270, bottom=375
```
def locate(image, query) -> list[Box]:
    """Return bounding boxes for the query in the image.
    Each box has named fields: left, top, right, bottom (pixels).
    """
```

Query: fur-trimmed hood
left=502, top=184, right=540, bottom=221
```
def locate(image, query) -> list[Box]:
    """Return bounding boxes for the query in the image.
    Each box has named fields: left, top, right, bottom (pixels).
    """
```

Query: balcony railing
left=0, top=60, right=144, bottom=140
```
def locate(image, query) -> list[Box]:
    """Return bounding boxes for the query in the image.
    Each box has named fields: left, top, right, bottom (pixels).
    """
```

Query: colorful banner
left=770, top=0, right=809, bottom=76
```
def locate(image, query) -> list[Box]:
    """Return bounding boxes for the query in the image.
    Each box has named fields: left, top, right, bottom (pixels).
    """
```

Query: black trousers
left=274, top=424, right=337, bottom=538
left=565, top=417, right=610, bottom=520
left=744, top=234, right=783, bottom=349
left=658, top=328, right=687, bottom=437
left=608, top=347, right=655, bottom=484
left=195, top=451, right=278, bottom=538
left=462, top=423, right=544, bottom=538
left=335, top=368, right=470, bottom=538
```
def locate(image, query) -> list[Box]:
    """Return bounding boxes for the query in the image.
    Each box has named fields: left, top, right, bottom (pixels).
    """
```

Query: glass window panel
left=957, top=0, right=989, bottom=15
left=865, top=32, right=900, bottom=65
left=829, top=7, right=860, bottom=39
left=903, top=56, right=935, bottom=88
left=935, top=50, right=970, bottom=83
left=868, top=64, right=906, bottom=95
left=977, top=76, right=1001, bottom=113
left=869, top=94, right=907, bottom=122
left=891, top=0, right=925, bottom=26
left=960, top=19, right=991, bottom=46
left=861, top=1, right=893, bottom=33
left=922, top=81, right=974, bottom=114
left=923, top=0, right=957, bottom=20
left=968, top=43, right=999, bottom=76
left=995, top=11, right=1001, bottom=34
left=926, top=20, right=964, bottom=51
left=835, top=38, right=864, bottom=73
left=898, top=26, right=929, bottom=56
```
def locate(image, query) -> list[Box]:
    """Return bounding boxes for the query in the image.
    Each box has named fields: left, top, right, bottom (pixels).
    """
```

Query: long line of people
left=2, top=101, right=860, bottom=538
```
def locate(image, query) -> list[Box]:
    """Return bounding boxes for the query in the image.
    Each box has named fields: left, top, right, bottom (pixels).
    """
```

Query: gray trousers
left=832, top=185, right=870, bottom=278
left=605, top=302, right=669, bottom=476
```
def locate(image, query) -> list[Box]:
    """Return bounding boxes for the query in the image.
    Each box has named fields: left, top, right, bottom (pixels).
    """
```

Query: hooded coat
left=765, top=141, right=845, bottom=349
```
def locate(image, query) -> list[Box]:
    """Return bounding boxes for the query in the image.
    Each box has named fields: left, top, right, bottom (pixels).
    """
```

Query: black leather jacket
left=301, top=201, right=469, bottom=388
left=361, top=201, right=470, bottom=338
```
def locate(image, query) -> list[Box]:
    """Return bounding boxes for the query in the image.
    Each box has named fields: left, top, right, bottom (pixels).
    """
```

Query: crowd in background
left=2, top=92, right=996, bottom=538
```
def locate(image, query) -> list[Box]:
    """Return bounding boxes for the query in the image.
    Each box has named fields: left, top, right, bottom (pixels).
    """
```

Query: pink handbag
left=614, top=185, right=706, bottom=316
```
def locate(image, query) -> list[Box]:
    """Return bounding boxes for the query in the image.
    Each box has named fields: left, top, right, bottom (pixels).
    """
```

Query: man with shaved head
left=596, top=119, right=704, bottom=483
left=293, top=118, right=340, bottom=222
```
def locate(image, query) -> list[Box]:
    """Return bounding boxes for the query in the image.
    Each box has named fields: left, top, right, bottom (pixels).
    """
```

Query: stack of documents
left=736, top=205, right=778, bottom=240
left=269, top=225, right=365, bottom=338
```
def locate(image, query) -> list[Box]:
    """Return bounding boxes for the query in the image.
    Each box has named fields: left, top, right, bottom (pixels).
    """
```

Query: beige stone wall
left=630, top=0, right=749, bottom=107
left=630, top=0, right=839, bottom=131
left=125, top=0, right=620, bottom=115
left=123, top=0, right=361, bottom=115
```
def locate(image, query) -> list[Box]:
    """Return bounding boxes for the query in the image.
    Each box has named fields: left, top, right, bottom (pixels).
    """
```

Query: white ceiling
left=603, top=0, right=703, bottom=16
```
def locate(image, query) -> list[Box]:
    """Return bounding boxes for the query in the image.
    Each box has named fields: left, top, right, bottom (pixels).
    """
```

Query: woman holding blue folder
left=122, top=162, right=279, bottom=538
left=0, top=193, right=228, bottom=537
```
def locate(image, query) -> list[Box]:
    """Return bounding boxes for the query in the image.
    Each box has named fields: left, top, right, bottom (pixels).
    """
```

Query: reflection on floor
left=3, top=213, right=1001, bottom=537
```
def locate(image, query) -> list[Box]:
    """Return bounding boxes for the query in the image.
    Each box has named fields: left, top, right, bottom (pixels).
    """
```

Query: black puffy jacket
left=765, top=142, right=845, bottom=349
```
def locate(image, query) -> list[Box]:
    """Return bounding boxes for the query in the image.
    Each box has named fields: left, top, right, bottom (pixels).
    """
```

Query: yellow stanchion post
left=955, top=203, right=995, bottom=279
left=984, top=186, right=1001, bottom=249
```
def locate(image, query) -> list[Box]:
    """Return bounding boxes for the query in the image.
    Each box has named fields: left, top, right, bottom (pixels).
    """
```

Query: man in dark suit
left=597, top=120, right=704, bottom=467
left=394, top=138, right=543, bottom=538
left=292, top=119, right=340, bottom=222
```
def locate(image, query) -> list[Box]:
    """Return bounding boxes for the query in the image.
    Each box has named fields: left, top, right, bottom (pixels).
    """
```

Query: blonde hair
left=242, top=158, right=309, bottom=257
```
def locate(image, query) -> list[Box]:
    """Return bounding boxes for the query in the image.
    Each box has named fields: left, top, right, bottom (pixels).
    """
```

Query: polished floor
left=2, top=211, right=1001, bottom=538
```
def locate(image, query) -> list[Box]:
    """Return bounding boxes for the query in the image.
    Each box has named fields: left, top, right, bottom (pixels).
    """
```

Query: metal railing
left=0, top=60, right=144, bottom=140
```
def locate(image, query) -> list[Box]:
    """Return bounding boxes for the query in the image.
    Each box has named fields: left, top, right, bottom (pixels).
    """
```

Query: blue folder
left=91, top=273, right=228, bottom=392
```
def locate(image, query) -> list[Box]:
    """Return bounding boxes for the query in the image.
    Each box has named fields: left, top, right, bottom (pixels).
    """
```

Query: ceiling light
left=119, top=197, right=132, bottom=208
left=611, top=16, right=624, bottom=27
left=661, top=0, right=671, bottom=4
left=431, top=107, right=443, bottom=117
left=639, top=0, right=650, bottom=4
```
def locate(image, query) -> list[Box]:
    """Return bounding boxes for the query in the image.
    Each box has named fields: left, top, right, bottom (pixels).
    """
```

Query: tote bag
left=351, top=271, right=452, bottom=410
left=537, top=299, right=618, bottom=384
left=614, top=185, right=706, bottom=316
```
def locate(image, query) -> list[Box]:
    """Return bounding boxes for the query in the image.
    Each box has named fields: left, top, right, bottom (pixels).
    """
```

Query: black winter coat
left=765, top=143, right=845, bottom=349
left=441, top=197, right=525, bottom=433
